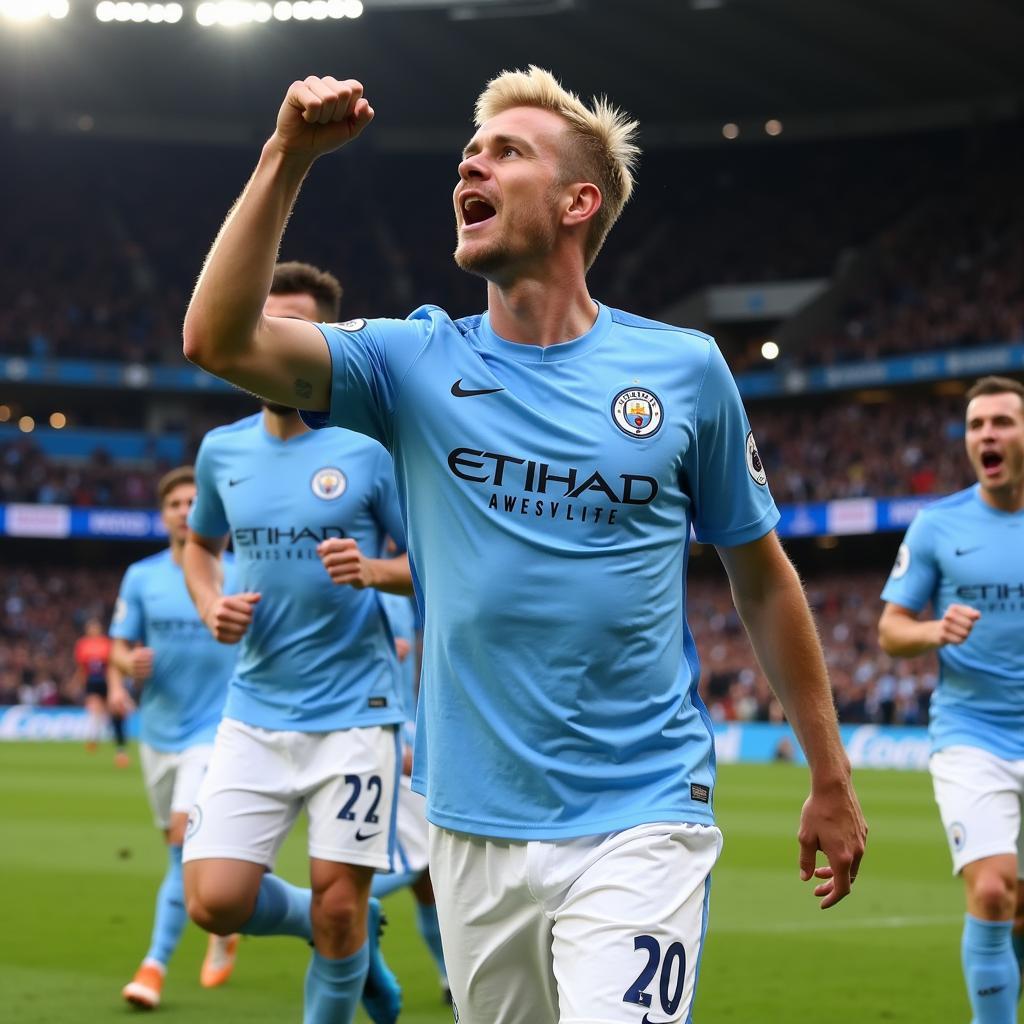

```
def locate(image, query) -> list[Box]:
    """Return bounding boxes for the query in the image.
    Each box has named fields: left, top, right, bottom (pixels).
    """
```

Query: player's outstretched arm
left=717, top=531, right=867, bottom=909
left=184, top=530, right=261, bottom=644
left=183, top=76, right=374, bottom=410
left=878, top=601, right=980, bottom=657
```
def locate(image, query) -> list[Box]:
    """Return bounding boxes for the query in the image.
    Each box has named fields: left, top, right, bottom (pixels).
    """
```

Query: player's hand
left=203, top=593, right=261, bottom=644
left=798, top=775, right=867, bottom=909
left=107, top=684, right=136, bottom=717
left=934, top=603, right=981, bottom=646
left=271, top=77, right=374, bottom=161
left=129, top=646, right=155, bottom=681
left=395, top=637, right=411, bottom=662
left=318, top=538, right=377, bottom=589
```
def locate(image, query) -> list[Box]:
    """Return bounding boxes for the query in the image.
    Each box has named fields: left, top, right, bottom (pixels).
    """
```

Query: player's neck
left=168, top=538, right=185, bottom=566
left=486, top=277, right=597, bottom=348
left=261, top=408, right=310, bottom=441
left=979, top=479, right=1024, bottom=514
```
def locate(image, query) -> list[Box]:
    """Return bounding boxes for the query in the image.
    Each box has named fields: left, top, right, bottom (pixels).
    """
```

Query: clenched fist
left=319, top=537, right=377, bottom=589
left=203, top=592, right=261, bottom=644
left=127, top=646, right=155, bottom=682
left=272, top=76, right=374, bottom=160
left=933, top=603, right=981, bottom=646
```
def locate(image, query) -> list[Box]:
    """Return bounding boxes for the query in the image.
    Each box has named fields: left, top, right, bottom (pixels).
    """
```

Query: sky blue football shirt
left=110, top=548, right=237, bottom=752
left=882, top=484, right=1024, bottom=759
left=189, top=414, right=407, bottom=733
left=303, top=304, right=779, bottom=838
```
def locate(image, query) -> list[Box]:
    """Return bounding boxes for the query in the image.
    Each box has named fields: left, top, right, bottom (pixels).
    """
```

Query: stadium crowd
left=690, top=570, right=937, bottom=728
left=1, top=124, right=1003, bottom=365
left=0, top=560, right=933, bottom=729
left=1, top=391, right=975, bottom=507
left=0, top=565, right=120, bottom=707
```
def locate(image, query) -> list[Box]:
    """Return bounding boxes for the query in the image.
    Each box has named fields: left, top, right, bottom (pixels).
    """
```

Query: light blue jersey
left=302, top=304, right=779, bottom=839
left=378, top=592, right=418, bottom=725
left=881, top=484, right=1024, bottom=759
left=189, top=414, right=407, bottom=733
left=110, top=548, right=237, bottom=752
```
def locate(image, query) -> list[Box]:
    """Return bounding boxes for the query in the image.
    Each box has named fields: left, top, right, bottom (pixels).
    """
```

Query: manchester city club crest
left=949, top=821, right=966, bottom=853
left=331, top=318, right=366, bottom=332
left=311, top=466, right=347, bottom=500
left=612, top=387, right=664, bottom=439
left=891, top=542, right=911, bottom=580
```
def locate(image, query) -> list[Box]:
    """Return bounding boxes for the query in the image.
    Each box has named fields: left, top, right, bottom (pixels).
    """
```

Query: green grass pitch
left=0, top=743, right=968, bottom=1022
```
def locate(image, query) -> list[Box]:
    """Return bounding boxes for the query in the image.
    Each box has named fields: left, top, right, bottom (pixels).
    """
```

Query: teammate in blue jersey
left=106, top=465, right=240, bottom=1009
left=182, top=70, right=867, bottom=1022
left=181, top=261, right=410, bottom=1024
left=880, top=375, right=1024, bottom=1024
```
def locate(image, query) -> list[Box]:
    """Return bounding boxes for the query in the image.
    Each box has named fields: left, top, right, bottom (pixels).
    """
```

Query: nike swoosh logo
left=451, top=379, right=505, bottom=398
left=955, top=546, right=983, bottom=556
left=354, top=829, right=381, bottom=842
left=228, top=477, right=253, bottom=487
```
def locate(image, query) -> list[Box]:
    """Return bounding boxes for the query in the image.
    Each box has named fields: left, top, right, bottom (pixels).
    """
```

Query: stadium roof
left=3, top=0, right=1022, bottom=149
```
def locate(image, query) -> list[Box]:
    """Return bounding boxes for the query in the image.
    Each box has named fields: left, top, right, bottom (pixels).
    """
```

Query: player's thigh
left=429, top=826, right=559, bottom=1024
left=139, top=743, right=177, bottom=830
left=304, top=725, right=400, bottom=871
left=552, top=823, right=722, bottom=1024
left=183, top=718, right=302, bottom=869
left=931, top=746, right=1022, bottom=874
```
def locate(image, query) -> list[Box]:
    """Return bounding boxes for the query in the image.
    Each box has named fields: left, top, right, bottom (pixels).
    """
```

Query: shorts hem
left=307, top=845, right=390, bottom=870
left=182, top=846, right=274, bottom=867
left=953, top=845, right=1019, bottom=875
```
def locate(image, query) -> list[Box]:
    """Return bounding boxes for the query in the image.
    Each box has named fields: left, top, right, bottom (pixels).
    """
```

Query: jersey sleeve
left=109, top=566, right=145, bottom=643
left=369, top=446, right=408, bottom=554
left=880, top=512, right=938, bottom=613
left=188, top=435, right=230, bottom=539
left=299, top=311, right=433, bottom=449
left=689, top=341, right=780, bottom=546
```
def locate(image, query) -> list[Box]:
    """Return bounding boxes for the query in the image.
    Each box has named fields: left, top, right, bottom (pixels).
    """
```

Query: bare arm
left=318, top=539, right=414, bottom=595
left=107, top=639, right=141, bottom=716
left=183, top=531, right=261, bottom=644
left=182, top=76, right=374, bottom=407
left=878, top=601, right=980, bottom=658
left=717, top=531, right=867, bottom=909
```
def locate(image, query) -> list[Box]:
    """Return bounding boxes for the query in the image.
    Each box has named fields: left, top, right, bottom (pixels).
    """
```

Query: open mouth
left=980, top=450, right=1004, bottom=473
left=461, top=195, right=497, bottom=227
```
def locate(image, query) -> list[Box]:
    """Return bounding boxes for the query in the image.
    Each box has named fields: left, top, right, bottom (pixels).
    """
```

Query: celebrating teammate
left=879, top=375, right=1024, bottom=1024
left=182, top=70, right=866, bottom=1022
left=181, top=262, right=409, bottom=1024
left=107, top=465, right=239, bottom=1009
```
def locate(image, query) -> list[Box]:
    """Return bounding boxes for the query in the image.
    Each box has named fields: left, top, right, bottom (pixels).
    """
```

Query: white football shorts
left=391, top=775, right=430, bottom=875
left=930, top=744, right=1024, bottom=876
left=182, top=717, right=399, bottom=871
left=139, top=742, right=213, bottom=831
left=430, top=820, right=722, bottom=1024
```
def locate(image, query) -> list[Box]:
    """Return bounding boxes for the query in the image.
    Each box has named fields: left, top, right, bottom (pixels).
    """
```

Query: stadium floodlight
left=764, top=119, right=783, bottom=137
left=18, top=415, right=35, bottom=433
left=1, top=0, right=68, bottom=20
left=761, top=340, right=780, bottom=361
left=0, top=406, right=11, bottom=423
left=95, top=0, right=114, bottom=17
left=272, top=0, right=290, bottom=17
left=164, top=2, right=181, bottom=19
left=721, top=122, right=739, bottom=140
left=49, top=412, right=67, bottom=429
left=343, top=0, right=360, bottom=15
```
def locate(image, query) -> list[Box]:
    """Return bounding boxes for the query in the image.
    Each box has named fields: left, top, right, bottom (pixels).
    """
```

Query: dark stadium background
left=1, top=2, right=1023, bottom=1018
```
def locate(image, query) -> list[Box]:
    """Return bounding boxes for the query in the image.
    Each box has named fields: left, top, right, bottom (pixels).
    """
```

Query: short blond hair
left=474, top=66, right=640, bottom=269
left=157, top=465, right=195, bottom=506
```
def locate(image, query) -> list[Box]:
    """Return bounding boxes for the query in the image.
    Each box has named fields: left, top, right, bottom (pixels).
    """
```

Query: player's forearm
left=877, top=612, right=940, bottom=658
left=367, top=555, right=414, bottom=595
left=108, top=639, right=134, bottom=677
left=183, top=142, right=313, bottom=374
left=733, top=569, right=851, bottom=787
left=183, top=539, right=225, bottom=624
